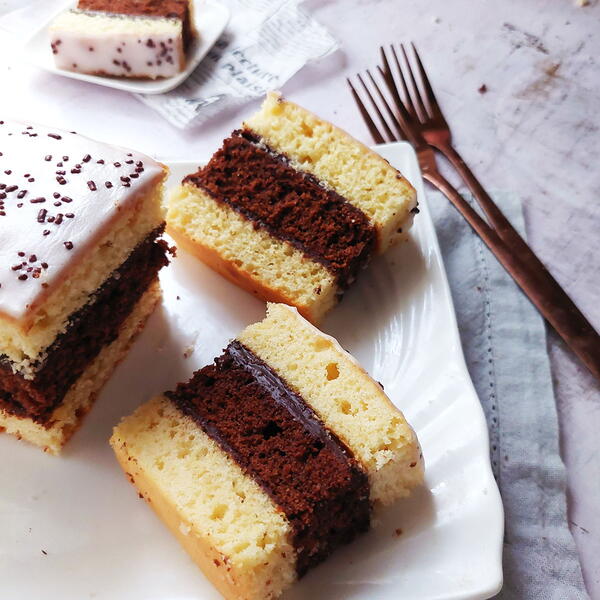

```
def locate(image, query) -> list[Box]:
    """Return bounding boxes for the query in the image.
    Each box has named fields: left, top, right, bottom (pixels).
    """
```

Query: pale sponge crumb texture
left=167, top=183, right=338, bottom=323
left=244, top=91, right=418, bottom=253
left=111, top=396, right=296, bottom=600
left=0, top=281, right=161, bottom=455
left=0, top=176, right=165, bottom=374
left=238, top=303, right=424, bottom=506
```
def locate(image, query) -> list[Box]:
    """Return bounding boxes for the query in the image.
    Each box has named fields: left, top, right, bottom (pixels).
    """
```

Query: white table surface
left=0, top=0, right=598, bottom=597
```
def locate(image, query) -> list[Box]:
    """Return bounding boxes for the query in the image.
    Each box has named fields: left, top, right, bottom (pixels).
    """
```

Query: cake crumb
left=179, top=522, right=191, bottom=536
left=575, top=0, right=589, bottom=6
left=395, top=528, right=403, bottom=537
left=478, top=84, right=488, bottom=94
left=183, top=345, right=195, bottom=359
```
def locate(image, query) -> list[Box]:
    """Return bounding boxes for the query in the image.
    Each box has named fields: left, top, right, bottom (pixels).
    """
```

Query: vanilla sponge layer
left=111, top=396, right=296, bottom=600
left=167, top=183, right=338, bottom=323
left=0, top=280, right=161, bottom=454
left=244, top=92, right=417, bottom=253
left=0, top=176, right=165, bottom=375
left=239, top=303, right=424, bottom=505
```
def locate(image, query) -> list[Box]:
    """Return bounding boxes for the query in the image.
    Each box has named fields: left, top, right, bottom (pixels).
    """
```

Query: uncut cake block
left=49, top=0, right=196, bottom=79
left=111, top=303, right=423, bottom=600
left=0, top=120, right=169, bottom=453
left=167, top=91, right=418, bottom=323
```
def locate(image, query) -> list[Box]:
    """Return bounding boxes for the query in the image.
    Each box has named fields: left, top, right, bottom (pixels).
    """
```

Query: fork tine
left=377, top=66, right=427, bottom=147
left=356, top=73, right=397, bottom=143
left=400, top=43, right=428, bottom=122
left=390, top=45, right=418, bottom=120
left=377, top=63, right=413, bottom=130
left=346, top=78, right=386, bottom=144
left=380, top=46, right=404, bottom=117
left=365, top=69, right=406, bottom=142
left=376, top=64, right=427, bottom=146
left=410, top=42, right=445, bottom=120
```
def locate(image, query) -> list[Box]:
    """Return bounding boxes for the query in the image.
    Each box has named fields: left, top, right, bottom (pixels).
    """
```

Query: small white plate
left=22, top=0, right=230, bottom=95
left=0, top=143, right=504, bottom=599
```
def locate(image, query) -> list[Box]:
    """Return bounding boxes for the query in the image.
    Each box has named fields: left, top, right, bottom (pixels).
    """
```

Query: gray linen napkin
left=428, top=192, right=588, bottom=599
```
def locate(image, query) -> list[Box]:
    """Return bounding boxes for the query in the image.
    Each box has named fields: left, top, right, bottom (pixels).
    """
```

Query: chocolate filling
left=184, top=130, right=376, bottom=290
left=78, top=0, right=195, bottom=51
left=167, top=341, right=370, bottom=576
left=0, top=227, right=169, bottom=424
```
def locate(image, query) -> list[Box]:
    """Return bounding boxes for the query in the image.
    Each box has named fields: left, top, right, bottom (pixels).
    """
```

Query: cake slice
left=49, top=0, right=196, bottom=79
left=111, top=303, right=423, bottom=600
left=0, top=120, right=169, bottom=453
left=167, top=91, right=418, bottom=323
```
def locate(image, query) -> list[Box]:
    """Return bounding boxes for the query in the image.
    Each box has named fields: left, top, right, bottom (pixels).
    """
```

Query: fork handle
left=434, top=143, right=600, bottom=371
left=424, top=170, right=600, bottom=381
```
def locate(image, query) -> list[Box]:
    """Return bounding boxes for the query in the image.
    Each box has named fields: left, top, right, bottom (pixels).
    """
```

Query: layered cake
left=111, top=303, right=423, bottom=600
left=167, top=92, right=418, bottom=323
left=49, top=0, right=196, bottom=79
left=0, top=120, right=169, bottom=453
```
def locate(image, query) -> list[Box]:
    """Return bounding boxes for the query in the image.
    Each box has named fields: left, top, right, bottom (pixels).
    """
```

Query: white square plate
left=0, top=143, right=504, bottom=599
left=22, top=0, right=230, bottom=95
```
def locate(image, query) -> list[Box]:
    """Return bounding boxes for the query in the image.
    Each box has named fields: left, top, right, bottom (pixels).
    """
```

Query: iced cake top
left=0, top=120, right=163, bottom=321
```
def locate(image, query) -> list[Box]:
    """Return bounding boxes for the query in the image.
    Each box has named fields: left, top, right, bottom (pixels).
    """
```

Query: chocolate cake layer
left=167, top=341, right=370, bottom=576
left=183, top=131, right=376, bottom=290
left=77, top=0, right=194, bottom=50
left=0, top=227, right=169, bottom=423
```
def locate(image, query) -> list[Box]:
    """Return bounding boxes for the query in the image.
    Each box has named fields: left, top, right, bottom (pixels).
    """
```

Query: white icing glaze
left=0, top=120, right=163, bottom=321
left=50, top=10, right=184, bottom=79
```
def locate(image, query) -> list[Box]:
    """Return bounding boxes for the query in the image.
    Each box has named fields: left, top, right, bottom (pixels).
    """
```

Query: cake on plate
left=167, top=92, right=418, bottom=323
left=0, top=120, right=169, bottom=453
left=111, top=303, right=423, bottom=600
left=49, top=0, right=196, bottom=79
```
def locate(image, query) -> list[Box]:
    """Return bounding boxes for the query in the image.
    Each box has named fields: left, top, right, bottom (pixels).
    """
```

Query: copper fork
left=347, top=54, right=600, bottom=380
